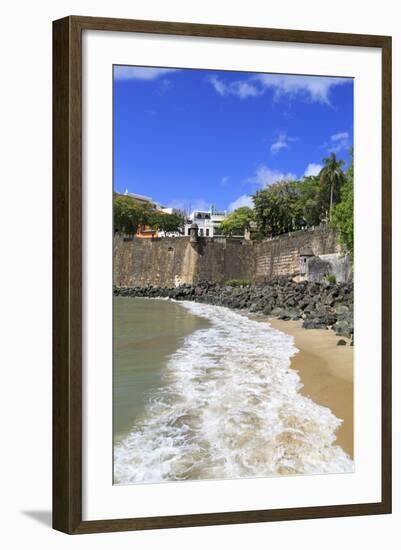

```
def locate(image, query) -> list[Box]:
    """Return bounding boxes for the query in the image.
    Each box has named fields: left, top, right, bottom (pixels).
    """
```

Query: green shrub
left=224, top=279, right=252, bottom=287
left=326, top=274, right=337, bottom=284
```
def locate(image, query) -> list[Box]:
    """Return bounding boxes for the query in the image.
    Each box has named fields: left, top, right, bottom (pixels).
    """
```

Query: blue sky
left=113, top=66, right=353, bottom=213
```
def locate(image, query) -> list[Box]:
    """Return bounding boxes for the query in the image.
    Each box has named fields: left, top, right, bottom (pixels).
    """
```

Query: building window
left=206, top=229, right=210, bottom=236
left=199, top=229, right=204, bottom=236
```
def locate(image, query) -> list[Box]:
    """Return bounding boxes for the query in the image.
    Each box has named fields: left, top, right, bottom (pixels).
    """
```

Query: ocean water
left=114, top=297, right=353, bottom=485
left=113, top=297, right=209, bottom=442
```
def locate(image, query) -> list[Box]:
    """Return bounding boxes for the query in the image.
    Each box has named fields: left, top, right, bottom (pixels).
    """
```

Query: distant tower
left=189, top=223, right=199, bottom=244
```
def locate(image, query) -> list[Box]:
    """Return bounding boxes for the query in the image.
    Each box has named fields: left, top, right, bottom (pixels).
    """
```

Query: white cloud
left=233, top=81, right=262, bottom=99
left=331, top=131, right=349, bottom=141
left=270, top=131, right=297, bottom=155
left=328, top=131, right=350, bottom=152
left=209, top=73, right=349, bottom=105
left=209, top=76, right=262, bottom=99
left=209, top=76, right=227, bottom=95
left=271, top=133, right=288, bottom=155
left=304, top=163, right=323, bottom=177
left=220, top=175, right=231, bottom=186
left=256, top=74, right=348, bottom=104
left=114, top=66, right=179, bottom=81
left=248, top=164, right=297, bottom=188
left=228, top=195, right=254, bottom=212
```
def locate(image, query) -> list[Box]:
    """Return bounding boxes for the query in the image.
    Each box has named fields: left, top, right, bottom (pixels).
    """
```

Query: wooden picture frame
left=53, top=15, right=392, bottom=534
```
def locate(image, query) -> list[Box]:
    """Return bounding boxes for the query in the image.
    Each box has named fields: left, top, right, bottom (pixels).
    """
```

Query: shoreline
left=115, top=292, right=354, bottom=459
left=115, top=297, right=354, bottom=482
left=269, top=318, right=354, bottom=459
left=114, top=278, right=354, bottom=339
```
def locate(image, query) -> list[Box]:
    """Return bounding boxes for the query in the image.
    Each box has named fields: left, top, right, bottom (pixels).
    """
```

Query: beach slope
left=269, top=319, right=354, bottom=458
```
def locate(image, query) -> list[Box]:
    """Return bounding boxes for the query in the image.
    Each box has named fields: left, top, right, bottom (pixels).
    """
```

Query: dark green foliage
left=113, top=193, right=153, bottom=236
left=253, top=180, right=304, bottom=237
left=319, top=152, right=345, bottom=222
left=249, top=151, right=351, bottom=241
left=332, top=149, right=354, bottom=257
left=147, top=211, right=185, bottom=234
left=250, top=231, right=264, bottom=241
left=296, top=176, right=325, bottom=227
left=220, top=207, right=254, bottom=236
left=113, top=193, right=184, bottom=236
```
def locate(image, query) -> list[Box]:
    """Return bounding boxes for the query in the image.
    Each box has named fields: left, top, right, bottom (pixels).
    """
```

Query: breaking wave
left=114, top=301, right=353, bottom=484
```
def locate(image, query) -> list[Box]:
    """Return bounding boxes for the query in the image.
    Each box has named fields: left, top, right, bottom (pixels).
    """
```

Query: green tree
left=148, top=211, right=185, bottom=234
left=319, top=152, right=345, bottom=221
left=332, top=149, right=354, bottom=257
left=253, top=180, right=303, bottom=237
left=220, top=206, right=255, bottom=236
left=113, top=194, right=152, bottom=236
left=296, top=175, right=324, bottom=228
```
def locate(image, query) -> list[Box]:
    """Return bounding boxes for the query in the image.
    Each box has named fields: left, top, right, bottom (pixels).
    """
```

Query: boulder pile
left=114, top=277, right=354, bottom=340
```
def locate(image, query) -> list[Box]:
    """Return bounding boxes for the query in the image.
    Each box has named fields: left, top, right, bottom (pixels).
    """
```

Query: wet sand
left=269, top=319, right=354, bottom=459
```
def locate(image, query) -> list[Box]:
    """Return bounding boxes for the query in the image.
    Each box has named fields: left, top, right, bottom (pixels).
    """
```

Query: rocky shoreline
left=114, top=277, right=354, bottom=344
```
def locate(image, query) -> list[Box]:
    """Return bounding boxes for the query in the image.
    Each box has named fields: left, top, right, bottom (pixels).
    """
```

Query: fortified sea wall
left=113, top=227, right=340, bottom=287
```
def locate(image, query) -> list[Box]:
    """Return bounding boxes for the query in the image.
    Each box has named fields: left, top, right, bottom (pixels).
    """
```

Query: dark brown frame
left=53, top=15, right=392, bottom=534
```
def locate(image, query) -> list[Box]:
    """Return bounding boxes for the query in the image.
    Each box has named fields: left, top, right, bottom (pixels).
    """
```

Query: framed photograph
left=53, top=16, right=392, bottom=534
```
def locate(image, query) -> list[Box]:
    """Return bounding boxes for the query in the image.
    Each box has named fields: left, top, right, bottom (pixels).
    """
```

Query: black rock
left=302, top=318, right=327, bottom=329
left=335, top=304, right=350, bottom=319
left=337, top=339, right=347, bottom=346
left=334, top=320, right=351, bottom=336
left=114, top=280, right=353, bottom=337
left=271, top=307, right=284, bottom=317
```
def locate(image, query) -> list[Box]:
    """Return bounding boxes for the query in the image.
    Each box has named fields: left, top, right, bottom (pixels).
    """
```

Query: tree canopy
left=113, top=194, right=184, bottom=236
left=296, top=175, right=324, bottom=228
left=147, top=211, right=185, bottom=234
left=248, top=150, right=351, bottom=243
left=319, top=152, right=345, bottom=222
left=331, top=150, right=354, bottom=257
left=220, top=207, right=255, bottom=236
left=253, top=180, right=304, bottom=237
left=113, top=194, right=152, bottom=236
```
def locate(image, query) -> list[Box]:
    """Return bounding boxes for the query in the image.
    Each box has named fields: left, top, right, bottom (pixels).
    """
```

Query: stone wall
left=308, top=253, right=353, bottom=283
left=196, top=238, right=256, bottom=283
left=114, top=236, right=198, bottom=287
left=253, top=227, right=339, bottom=282
left=113, top=227, right=339, bottom=287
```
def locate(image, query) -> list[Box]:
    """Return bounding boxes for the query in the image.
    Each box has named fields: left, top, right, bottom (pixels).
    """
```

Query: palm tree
left=319, top=152, right=345, bottom=222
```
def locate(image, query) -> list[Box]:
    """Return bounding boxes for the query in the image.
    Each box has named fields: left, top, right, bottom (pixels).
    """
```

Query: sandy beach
left=269, top=319, right=354, bottom=459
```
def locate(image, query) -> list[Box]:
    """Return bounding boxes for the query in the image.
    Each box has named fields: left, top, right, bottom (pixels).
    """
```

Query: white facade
left=184, top=209, right=227, bottom=238
left=121, top=192, right=226, bottom=238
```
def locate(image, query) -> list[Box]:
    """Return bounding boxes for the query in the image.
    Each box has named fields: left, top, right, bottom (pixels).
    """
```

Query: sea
left=113, top=296, right=353, bottom=485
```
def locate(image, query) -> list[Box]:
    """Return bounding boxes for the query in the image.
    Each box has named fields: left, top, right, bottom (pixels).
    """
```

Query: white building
left=184, top=208, right=227, bottom=238
left=121, top=191, right=227, bottom=238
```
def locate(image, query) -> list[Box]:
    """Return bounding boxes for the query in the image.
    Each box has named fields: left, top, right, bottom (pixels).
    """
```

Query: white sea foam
left=114, top=301, right=354, bottom=484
